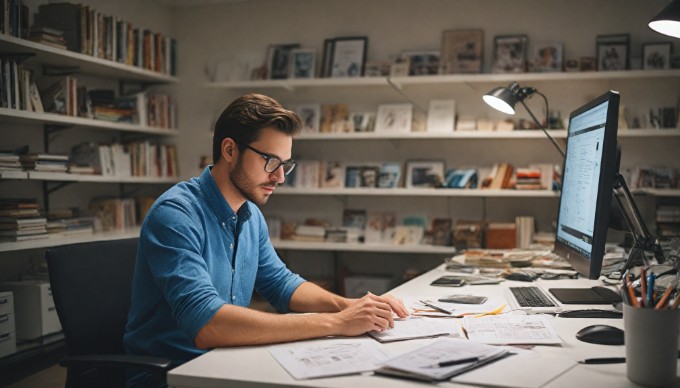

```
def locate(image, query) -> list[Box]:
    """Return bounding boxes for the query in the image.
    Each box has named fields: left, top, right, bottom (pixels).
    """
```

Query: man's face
left=229, top=127, right=292, bottom=206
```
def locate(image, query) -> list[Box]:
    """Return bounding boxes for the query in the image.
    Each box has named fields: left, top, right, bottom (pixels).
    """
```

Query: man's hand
left=334, top=293, right=409, bottom=336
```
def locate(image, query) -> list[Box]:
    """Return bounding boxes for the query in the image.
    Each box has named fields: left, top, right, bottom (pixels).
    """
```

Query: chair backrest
left=46, top=238, right=138, bottom=357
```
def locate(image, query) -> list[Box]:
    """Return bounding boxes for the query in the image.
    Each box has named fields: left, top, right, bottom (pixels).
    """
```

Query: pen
left=425, top=356, right=479, bottom=368
left=647, top=272, right=655, bottom=307
left=639, top=267, right=647, bottom=308
left=578, top=357, right=626, bottom=364
left=419, top=300, right=452, bottom=315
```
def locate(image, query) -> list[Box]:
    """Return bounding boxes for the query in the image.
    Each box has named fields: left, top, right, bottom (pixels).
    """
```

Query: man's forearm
left=288, top=281, right=353, bottom=313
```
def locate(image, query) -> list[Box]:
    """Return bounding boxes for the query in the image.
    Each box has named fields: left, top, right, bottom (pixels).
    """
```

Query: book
left=319, top=161, right=344, bottom=188
left=426, top=100, right=456, bottom=132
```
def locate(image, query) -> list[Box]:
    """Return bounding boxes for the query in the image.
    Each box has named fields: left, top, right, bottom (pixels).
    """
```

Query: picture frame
left=389, top=55, right=410, bottom=77
left=402, top=50, right=440, bottom=76
left=319, top=161, right=345, bottom=188
left=294, top=103, right=321, bottom=134
left=579, top=56, right=597, bottom=72
left=440, top=29, right=484, bottom=74
left=491, top=35, right=527, bottom=74
left=596, top=34, right=630, bottom=71
left=364, top=61, right=391, bottom=77
left=531, top=42, right=563, bottom=72
left=405, top=160, right=446, bottom=188
left=330, top=36, right=368, bottom=77
left=642, top=42, right=673, bottom=70
left=289, top=48, right=316, bottom=79
left=266, top=43, right=300, bottom=79
left=320, top=38, right=335, bottom=77
left=377, top=162, right=402, bottom=188
left=349, top=112, right=376, bottom=132
left=426, top=99, right=456, bottom=133
left=375, top=104, right=413, bottom=133
left=344, top=164, right=381, bottom=188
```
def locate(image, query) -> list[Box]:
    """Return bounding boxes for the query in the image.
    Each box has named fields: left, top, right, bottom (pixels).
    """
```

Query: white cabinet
left=0, top=282, right=59, bottom=340
left=0, top=292, right=16, bottom=358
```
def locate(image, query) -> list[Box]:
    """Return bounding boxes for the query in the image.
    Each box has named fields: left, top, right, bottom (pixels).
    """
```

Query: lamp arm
left=519, top=98, right=566, bottom=158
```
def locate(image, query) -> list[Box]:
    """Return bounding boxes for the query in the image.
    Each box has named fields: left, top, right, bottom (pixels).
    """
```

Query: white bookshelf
left=275, top=187, right=558, bottom=198
left=0, top=108, right=179, bottom=136
left=0, top=171, right=177, bottom=183
left=0, top=227, right=141, bottom=253
left=0, top=34, right=177, bottom=83
left=273, top=240, right=456, bottom=254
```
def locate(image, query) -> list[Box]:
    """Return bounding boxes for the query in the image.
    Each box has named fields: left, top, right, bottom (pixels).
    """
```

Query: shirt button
left=232, top=268, right=235, bottom=273
left=231, top=215, right=236, bottom=220
left=231, top=295, right=236, bottom=300
left=229, top=243, right=234, bottom=249
left=221, top=222, right=225, bottom=228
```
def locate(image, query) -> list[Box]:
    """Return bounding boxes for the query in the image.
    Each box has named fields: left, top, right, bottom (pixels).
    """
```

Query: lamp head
left=482, top=82, right=536, bottom=115
left=649, top=0, right=680, bottom=38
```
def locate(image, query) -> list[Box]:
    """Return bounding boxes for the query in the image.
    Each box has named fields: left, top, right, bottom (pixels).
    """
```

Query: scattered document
left=368, top=316, right=461, bottom=343
left=462, top=314, right=563, bottom=345
left=376, top=337, right=510, bottom=381
left=268, top=338, right=389, bottom=379
left=406, top=296, right=510, bottom=317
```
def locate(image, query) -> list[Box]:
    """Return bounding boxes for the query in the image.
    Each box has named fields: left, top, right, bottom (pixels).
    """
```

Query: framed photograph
left=531, top=43, right=563, bottom=72
left=378, top=162, right=402, bottom=188
left=349, top=112, right=376, bottom=132
left=289, top=49, right=316, bottom=79
left=364, top=61, right=391, bottom=77
left=344, top=164, right=380, bottom=188
left=294, top=103, right=321, bottom=134
left=643, top=42, right=673, bottom=70
left=266, top=43, right=300, bottom=79
left=440, top=29, right=484, bottom=74
left=596, top=34, right=630, bottom=71
left=319, top=161, right=345, bottom=188
left=405, top=160, right=445, bottom=188
left=375, top=104, right=413, bottom=133
left=330, top=36, right=368, bottom=77
left=491, top=35, right=527, bottom=74
left=402, top=50, right=440, bottom=76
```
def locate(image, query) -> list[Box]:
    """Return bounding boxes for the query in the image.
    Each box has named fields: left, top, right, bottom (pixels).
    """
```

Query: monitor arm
left=613, top=173, right=665, bottom=277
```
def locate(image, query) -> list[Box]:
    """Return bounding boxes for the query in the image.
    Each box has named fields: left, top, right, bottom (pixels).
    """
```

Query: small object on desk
left=557, top=309, right=622, bottom=319
left=575, top=324, right=624, bottom=345
left=646, top=271, right=655, bottom=306
left=419, top=300, right=453, bottom=315
left=504, top=271, right=537, bottom=282
left=425, top=356, right=479, bottom=368
left=578, top=357, right=626, bottom=364
left=548, top=286, right=622, bottom=304
left=430, top=276, right=466, bottom=287
left=438, top=295, right=487, bottom=304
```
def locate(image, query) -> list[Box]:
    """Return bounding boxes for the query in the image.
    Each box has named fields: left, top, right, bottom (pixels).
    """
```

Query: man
left=124, top=94, right=408, bottom=382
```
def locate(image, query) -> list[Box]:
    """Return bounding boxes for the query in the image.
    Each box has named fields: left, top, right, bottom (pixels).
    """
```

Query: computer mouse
left=505, top=272, right=536, bottom=282
left=575, top=324, right=624, bottom=345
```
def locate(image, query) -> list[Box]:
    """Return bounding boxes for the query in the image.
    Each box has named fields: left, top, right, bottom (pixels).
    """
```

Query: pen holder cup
left=624, top=304, right=680, bottom=387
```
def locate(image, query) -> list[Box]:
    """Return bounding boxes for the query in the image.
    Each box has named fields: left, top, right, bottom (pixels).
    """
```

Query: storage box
left=0, top=291, right=17, bottom=358
left=1, top=281, right=61, bottom=340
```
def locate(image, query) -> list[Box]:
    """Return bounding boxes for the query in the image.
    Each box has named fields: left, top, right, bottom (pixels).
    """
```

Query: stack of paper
left=367, top=316, right=461, bottom=343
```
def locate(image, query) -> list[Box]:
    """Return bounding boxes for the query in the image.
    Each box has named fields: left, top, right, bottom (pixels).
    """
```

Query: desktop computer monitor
left=554, top=91, right=621, bottom=279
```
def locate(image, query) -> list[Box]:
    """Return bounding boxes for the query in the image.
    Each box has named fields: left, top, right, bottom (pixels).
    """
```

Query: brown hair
left=212, top=94, right=301, bottom=163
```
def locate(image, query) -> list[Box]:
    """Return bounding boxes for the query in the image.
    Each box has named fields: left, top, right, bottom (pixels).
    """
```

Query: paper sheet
left=462, top=314, right=563, bottom=345
left=406, top=296, right=510, bottom=317
left=367, top=316, right=461, bottom=342
left=268, top=338, right=389, bottom=379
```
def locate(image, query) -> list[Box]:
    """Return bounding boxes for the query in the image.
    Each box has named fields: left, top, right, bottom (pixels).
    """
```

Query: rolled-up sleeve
left=141, top=199, right=226, bottom=341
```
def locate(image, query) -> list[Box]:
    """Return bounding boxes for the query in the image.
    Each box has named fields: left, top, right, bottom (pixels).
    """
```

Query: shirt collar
left=198, top=166, right=252, bottom=222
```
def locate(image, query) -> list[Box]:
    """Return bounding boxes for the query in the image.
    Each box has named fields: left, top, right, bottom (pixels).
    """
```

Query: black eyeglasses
left=242, top=144, right=297, bottom=175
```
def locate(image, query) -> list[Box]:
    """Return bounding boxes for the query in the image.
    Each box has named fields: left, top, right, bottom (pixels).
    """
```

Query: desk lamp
left=482, top=82, right=565, bottom=158
left=649, top=0, right=680, bottom=38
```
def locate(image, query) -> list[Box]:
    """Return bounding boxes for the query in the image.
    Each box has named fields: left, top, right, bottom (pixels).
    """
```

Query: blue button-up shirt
left=124, top=166, right=305, bottom=364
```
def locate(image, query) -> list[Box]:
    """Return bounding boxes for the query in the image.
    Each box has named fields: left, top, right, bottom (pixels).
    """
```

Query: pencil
left=639, top=267, right=647, bottom=308
left=655, top=285, right=673, bottom=310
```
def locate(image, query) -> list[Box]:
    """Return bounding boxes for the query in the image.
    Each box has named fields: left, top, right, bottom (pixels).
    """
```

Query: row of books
left=627, top=166, right=678, bottom=189
left=0, top=58, right=42, bottom=112
left=657, top=205, right=680, bottom=238
left=34, top=2, right=177, bottom=75
left=70, top=142, right=179, bottom=178
left=0, top=0, right=24, bottom=38
left=0, top=198, right=46, bottom=242
left=285, top=160, right=556, bottom=190
left=38, top=76, right=177, bottom=128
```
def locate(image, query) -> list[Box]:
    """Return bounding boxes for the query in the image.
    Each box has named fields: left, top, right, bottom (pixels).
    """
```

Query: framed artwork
left=642, top=42, right=673, bottom=70
left=266, top=43, right=300, bottom=79
left=426, top=100, right=456, bottom=133
left=289, top=49, right=316, bottom=79
left=330, top=36, right=368, bottom=77
left=402, top=50, right=440, bottom=76
left=375, top=104, right=413, bottom=133
left=596, top=34, right=630, bottom=71
left=532, top=42, right=563, bottom=72
left=440, top=29, right=484, bottom=74
left=319, top=161, right=345, bottom=188
left=294, top=103, right=321, bottom=134
left=378, top=162, right=402, bottom=188
left=349, top=112, right=376, bottom=132
left=405, top=160, right=445, bottom=188
left=491, top=35, right=527, bottom=74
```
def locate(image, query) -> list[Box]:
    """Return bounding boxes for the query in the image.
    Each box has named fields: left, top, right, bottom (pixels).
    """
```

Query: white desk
left=168, top=264, right=678, bottom=387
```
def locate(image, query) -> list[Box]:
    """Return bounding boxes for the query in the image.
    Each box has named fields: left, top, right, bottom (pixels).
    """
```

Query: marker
left=419, top=300, right=452, bottom=315
left=647, top=272, right=655, bottom=307
left=425, top=356, right=479, bottom=368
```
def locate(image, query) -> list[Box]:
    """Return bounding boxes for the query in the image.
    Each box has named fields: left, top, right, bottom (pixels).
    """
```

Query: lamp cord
left=520, top=91, right=566, bottom=158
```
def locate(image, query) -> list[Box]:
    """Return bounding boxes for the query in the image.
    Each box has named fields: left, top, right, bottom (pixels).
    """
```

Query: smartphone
left=430, top=276, right=466, bottom=287
left=438, top=295, right=488, bottom=304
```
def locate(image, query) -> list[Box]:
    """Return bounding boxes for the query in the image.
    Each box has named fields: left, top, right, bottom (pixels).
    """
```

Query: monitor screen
left=554, top=91, right=620, bottom=279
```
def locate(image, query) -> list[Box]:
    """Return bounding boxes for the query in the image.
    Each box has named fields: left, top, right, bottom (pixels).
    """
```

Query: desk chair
left=46, top=238, right=171, bottom=387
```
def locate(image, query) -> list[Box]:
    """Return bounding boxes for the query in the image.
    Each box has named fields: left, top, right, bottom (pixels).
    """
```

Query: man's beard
left=230, top=156, right=276, bottom=206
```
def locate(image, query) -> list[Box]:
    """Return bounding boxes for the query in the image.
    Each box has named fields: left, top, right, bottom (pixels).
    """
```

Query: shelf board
left=0, top=108, right=178, bottom=135
left=0, top=228, right=141, bottom=253
left=274, top=187, right=559, bottom=197
left=23, top=171, right=178, bottom=183
left=0, top=34, right=178, bottom=83
left=207, top=69, right=680, bottom=90
left=273, top=240, right=456, bottom=254
left=634, top=188, right=680, bottom=197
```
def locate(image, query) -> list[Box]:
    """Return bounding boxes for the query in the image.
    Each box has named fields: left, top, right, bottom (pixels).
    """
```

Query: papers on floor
left=375, top=337, right=510, bottom=382
left=462, top=314, right=563, bottom=345
left=367, top=316, right=461, bottom=342
left=268, top=338, right=389, bottom=379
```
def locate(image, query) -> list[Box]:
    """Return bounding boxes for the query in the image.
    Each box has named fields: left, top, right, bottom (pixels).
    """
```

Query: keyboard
left=510, top=286, right=556, bottom=308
